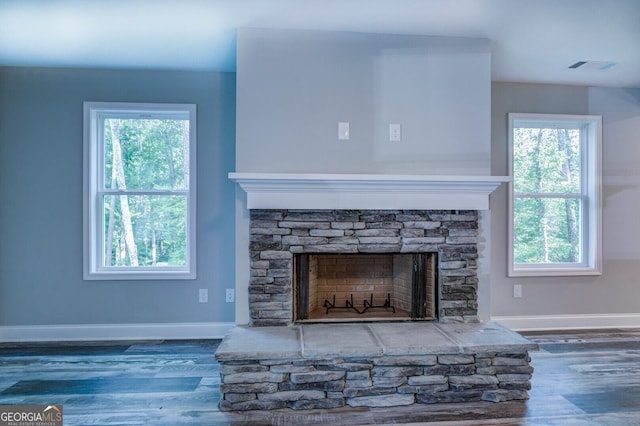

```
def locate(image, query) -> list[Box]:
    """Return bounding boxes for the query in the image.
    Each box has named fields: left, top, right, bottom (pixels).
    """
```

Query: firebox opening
left=294, top=253, right=437, bottom=323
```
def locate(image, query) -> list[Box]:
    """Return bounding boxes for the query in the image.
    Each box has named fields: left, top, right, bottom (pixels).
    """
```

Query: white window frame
left=508, top=113, right=602, bottom=277
left=83, top=102, right=197, bottom=280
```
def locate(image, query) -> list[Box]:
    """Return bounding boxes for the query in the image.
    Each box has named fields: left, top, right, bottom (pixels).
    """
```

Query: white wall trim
left=0, top=322, right=235, bottom=343
left=492, top=314, right=640, bottom=331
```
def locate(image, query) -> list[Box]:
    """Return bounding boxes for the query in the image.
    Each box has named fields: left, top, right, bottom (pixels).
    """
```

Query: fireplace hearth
left=215, top=322, right=538, bottom=411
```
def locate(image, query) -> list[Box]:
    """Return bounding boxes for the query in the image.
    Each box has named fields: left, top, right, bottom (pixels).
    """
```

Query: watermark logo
left=0, top=405, right=62, bottom=426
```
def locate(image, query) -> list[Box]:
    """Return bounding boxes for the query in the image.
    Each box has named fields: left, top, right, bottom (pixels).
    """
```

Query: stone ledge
left=215, top=322, right=537, bottom=362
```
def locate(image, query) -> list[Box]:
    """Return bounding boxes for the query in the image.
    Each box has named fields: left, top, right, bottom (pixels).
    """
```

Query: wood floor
left=2, top=329, right=640, bottom=425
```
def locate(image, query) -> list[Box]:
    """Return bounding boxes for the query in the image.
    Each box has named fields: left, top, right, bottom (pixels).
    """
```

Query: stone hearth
left=215, top=322, right=537, bottom=411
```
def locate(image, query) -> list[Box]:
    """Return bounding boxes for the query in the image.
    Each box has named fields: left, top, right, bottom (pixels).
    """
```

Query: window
left=84, top=102, right=196, bottom=280
left=508, top=113, right=602, bottom=277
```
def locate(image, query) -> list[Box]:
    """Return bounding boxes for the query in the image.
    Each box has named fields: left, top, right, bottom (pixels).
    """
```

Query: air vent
left=568, top=61, right=616, bottom=70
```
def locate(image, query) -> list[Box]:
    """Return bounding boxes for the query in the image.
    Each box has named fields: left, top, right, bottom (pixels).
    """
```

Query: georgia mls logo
left=43, top=406, right=62, bottom=421
left=0, top=405, right=63, bottom=426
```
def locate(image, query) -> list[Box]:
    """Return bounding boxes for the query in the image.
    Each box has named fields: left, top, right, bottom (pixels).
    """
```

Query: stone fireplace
left=219, top=27, right=538, bottom=413
left=249, top=209, right=479, bottom=326
left=215, top=173, right=536, bottom=412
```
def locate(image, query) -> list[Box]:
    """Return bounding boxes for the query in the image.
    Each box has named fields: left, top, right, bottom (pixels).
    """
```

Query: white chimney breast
left=236, top=28, right=491, bottom=176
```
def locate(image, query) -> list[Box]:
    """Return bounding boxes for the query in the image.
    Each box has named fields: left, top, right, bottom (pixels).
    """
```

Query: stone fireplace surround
left=249, top=209, right=480, bottom=325
left=216, top=173, right=536, bottom=412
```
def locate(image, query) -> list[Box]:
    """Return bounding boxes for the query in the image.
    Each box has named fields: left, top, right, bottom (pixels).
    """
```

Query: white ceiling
left=1, top=0, right=639, bottom=87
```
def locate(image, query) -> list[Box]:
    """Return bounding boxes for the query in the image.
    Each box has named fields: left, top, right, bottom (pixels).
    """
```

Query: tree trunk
left=108, top=119, right=139, bottom=266
left=105, top=174, right=117, bottom=266
left=557, top=128, right=579, bottom=261
left=152, top=230, right=157, bottom=265
left=165, top=126, right=176, bottom=186
left=533, top=128, right=549, bottom=262
left=182, top=120, right=189, bottom=187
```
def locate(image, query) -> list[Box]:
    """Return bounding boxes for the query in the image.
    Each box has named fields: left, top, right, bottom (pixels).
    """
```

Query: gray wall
left=0, top=67, right=236, bottom=329
left=236, top=28, right=491, bottom=175
left=7, top=57, right=638, bottom=334
left=490, top=82, right=640, bottom=322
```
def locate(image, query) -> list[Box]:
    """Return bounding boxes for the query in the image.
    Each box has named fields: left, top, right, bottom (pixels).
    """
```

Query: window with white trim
left=84, top=102, right=196, bottom=280
left=508, top=113, right=602, bottom=277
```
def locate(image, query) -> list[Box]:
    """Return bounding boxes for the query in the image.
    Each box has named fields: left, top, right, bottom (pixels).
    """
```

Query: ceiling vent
left=568, top=61, right=616, bottom=70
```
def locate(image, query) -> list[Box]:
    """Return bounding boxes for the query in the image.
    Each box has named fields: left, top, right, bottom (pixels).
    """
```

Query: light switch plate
left=338, top=122, right=350, bottom=140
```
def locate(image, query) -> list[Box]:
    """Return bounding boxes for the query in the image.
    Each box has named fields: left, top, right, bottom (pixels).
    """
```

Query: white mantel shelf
left=229, top=172, right=511, bottom=211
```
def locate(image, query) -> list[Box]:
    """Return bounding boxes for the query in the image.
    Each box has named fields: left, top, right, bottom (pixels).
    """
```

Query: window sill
left=84, top=269, right=196, bottom=281
left=508, top=266, right=602, bottom=278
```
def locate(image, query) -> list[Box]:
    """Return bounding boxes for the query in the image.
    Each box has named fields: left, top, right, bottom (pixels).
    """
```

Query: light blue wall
left=0, top=67, right=236, bottom=327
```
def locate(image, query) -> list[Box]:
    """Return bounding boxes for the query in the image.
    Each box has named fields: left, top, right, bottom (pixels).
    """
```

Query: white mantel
left=229, top=173, right=510, bottom=211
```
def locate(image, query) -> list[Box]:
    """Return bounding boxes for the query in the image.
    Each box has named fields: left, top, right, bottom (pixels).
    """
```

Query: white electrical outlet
left=389, top=123, right=401, bottom=142
left=198, top=289, right=208, bottom=303
left=513, top=284, right=522, bottom=299
left=226, top=288, right=235, bottom=303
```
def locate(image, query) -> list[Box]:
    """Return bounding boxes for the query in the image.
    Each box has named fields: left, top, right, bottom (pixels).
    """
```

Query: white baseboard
left=492, top=313, right=640, bottom=331
left=0, top=322, right=235, bottom=343
left=7, top=315, right=640, bottom=342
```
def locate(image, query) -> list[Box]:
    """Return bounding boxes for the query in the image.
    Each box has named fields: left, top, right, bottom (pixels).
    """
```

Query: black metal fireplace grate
left=323, top=293, right=396, bottom=315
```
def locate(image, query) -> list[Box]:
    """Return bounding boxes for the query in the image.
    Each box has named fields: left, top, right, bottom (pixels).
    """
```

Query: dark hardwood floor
left=2, top=329, right=640, bottom=425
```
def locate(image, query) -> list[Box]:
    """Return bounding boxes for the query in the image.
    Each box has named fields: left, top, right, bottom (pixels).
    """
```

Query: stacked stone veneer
left=249, top=209, right=480, bottom=325
left=218, top=350, right=533, bottom=411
